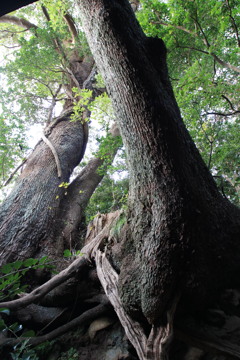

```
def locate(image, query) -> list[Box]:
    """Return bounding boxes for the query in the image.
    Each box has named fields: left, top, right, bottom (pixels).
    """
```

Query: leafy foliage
left=138, top=0, right=240, bottom=204
left=0, top=257, right=56, bottom=360
left=0, top=257, right=54, bottom=301
left=86, top=176, right=128, bottom=222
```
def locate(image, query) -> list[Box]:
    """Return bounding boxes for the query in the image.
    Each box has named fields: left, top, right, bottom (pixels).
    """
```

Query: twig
left=156, top=17, right=240, bottom=73
left=221, top=94, right=235, bottom=111
left=225, top=0, right=240, bottom=48
left=4, top=159, right=27, bottom=186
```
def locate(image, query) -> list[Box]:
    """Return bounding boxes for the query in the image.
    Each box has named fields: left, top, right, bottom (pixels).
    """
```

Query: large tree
left=0, top=1, right=240, bottom=360
left=76, top=0, right=240, bottom=357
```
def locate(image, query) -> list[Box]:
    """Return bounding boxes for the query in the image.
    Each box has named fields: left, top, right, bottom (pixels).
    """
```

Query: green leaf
left=63, top=249, right=72, bottom=257
left=1, top=263, right=13, bottom=274
left=23, top=258, right=38, bottom=267
left=0, top=308, right=10, bottom=315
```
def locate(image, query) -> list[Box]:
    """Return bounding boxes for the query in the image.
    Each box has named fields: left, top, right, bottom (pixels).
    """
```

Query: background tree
left=0, top=0, right=123, bottom=264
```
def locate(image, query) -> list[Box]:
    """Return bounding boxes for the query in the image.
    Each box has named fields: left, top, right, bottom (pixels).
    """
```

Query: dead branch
left=4, top=159, right=27, bottom=186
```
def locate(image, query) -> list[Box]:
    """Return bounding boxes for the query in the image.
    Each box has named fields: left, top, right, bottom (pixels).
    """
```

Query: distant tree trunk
left=0, top=112, right=86, bottom=265
left=77, top=0, right=240, bottom=357
left=0, top=9, right=121, bottom=265
left=57, top=122, right=120, bottom=250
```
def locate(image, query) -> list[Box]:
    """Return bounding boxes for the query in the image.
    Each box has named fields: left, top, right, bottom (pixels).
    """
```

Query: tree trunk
left=76, top=0, right=240, bottom=357
left=54, top=122, right=121, bottom=250
left=0, top=112, right=86, bottom=264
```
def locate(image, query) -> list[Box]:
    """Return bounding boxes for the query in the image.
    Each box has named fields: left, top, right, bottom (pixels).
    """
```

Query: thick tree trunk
left=0, top=112, right=86, bottom=265
left=76, top=0, right=240, bottom=357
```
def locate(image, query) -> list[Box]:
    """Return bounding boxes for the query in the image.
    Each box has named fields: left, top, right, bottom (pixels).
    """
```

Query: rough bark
left=0, top=12, right=113, bottom=264
left=0, top=112, right=86, bottom=265
left=76, top=0, right=240, bottom=357
left=1, top=214, right=240, bottom=359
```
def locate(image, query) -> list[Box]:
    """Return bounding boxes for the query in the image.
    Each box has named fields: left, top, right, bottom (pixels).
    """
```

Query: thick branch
left=63, top=13, right=79, bottom=44
left=0, top=15, right=38, bottom=29
left=58, top=122, right=120, bottom=248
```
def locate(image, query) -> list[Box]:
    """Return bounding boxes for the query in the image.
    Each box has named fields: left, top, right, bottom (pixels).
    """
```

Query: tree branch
left=63, top=13, right=79, bottom=45
left=221, top=94, right=236, bottom=111
left=205, top=110, right=240, bottom=117
left=0, top=256, right=89, bottom=310
left=156, top=18, right=240, bottom=73
left=4, top=159, right=27, bottom=186
left=46, top=84, right=62, bottom=125
left=0, top=15, right=38, bottom=30
left=153, top=19, right=197, bottom=37
left=225, top=0, right=240, bottom=48
left=192, top=15, right=211, bottom=48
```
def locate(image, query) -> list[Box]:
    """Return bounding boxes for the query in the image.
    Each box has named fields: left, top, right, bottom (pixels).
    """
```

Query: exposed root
left=0, top=303, right=108, bottom=347
left=95, top=249, right=179, bottom=360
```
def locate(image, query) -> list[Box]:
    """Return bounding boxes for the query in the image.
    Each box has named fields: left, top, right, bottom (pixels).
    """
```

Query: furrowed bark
left=76, top=0, right=240, bottom=357
left=0, top=113, right=87, bottom=265
left=77, top=0, right=240, bottom=318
